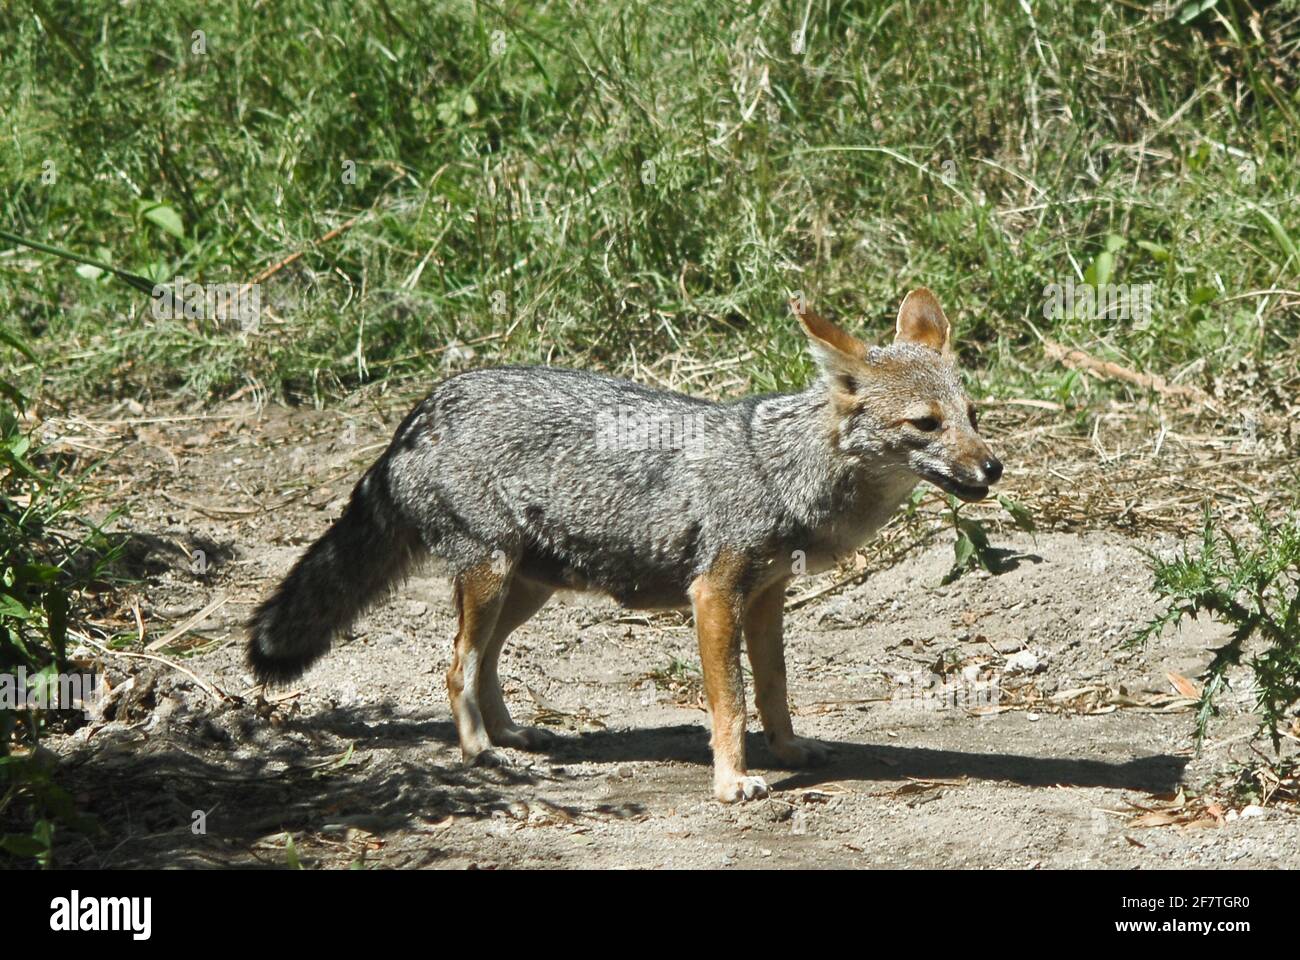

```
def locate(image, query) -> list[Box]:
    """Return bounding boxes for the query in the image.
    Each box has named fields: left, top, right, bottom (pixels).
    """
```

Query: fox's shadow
left=305, top=709, right=1184, bottom=794
left=299, top=702, right=1185, bottom=790
left=549, top=724, right=1185, bottom=794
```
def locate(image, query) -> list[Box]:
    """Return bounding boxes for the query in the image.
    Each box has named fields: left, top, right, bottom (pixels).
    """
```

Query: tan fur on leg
left=447, top=561, right=510, bottom=763
left=744, top=580, right=833, bottom=768
left=479, top=576, right=554, bottom=750
left=690, top=555, right=768, bottom=803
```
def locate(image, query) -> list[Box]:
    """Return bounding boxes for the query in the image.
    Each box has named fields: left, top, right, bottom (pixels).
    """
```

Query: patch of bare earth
left=38, top=389, right=1300, bottom=868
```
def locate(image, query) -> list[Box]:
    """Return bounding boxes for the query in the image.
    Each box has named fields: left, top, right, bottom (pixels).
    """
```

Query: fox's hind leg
left=479, top=576, right=555, bottom=751
left=447, top=560, right=512, bottom=765
left=744, top=581, right=833, bottom=768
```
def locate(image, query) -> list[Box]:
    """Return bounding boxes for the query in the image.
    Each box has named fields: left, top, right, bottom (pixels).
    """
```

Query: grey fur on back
left=386, top=366, right=914, bottom=604
left=246, top=361, right=923, bottom=683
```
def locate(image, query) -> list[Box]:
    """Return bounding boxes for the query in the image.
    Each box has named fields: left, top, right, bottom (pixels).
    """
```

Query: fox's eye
left=968, top=406, right=978, bottom=430
left=909, top=416, right=941, bottom=432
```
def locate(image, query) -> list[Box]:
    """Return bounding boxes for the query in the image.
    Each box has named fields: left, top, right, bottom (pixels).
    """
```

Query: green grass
left=1, top=0, right=1297, bottom=406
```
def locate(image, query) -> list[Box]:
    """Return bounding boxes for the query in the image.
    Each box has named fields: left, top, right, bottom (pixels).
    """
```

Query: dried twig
left=241, top=214, right=364, bottom=292
left=73, top=632, right=236, bottom=704
left=159, top=491, right=257, bottom=518
left=1043, top=339, right=1219, bottom=412
left=146, top=595, right=230, bottom=651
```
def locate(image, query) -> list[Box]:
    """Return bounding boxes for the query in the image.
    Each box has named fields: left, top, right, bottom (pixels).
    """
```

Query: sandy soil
left=41, top=393, right=1300, bottom=869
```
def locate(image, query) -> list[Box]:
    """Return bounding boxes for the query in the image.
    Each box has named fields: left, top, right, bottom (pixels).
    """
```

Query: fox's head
left=797, top=288, right=1002, bottom=502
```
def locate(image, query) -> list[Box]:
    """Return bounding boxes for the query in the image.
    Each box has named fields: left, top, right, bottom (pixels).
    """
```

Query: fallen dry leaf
left=1167, top=671, right=1202, bottom=699
left=1131, top=810, right=1179, bottom=827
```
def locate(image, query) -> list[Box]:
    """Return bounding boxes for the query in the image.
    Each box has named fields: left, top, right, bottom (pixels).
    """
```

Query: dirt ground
left=38, top=389, right=1300, bottom=869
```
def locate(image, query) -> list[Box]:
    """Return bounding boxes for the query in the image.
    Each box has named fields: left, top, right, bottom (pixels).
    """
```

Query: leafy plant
left=942, top=494, right=1036, bottom=584
left=1135, top=508, right=1300, bottom=750
left=0, top=751, right=94, bottom=867
left=0, top=323, right=107, bottom=866
left=284, top=833, right=303, bottom=870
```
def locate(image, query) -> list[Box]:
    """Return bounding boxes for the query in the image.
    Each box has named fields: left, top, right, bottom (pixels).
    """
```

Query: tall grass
left=1, top=0, right=1296, bottom=407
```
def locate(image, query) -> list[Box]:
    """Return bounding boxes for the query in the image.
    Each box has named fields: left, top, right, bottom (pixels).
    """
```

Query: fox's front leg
left=690, top=564, right=768, bottom=803
left=745, top=581, right=833, bottom=768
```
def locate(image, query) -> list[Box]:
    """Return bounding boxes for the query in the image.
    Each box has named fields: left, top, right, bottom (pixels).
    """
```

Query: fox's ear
left=895, top=288, right=951, bottom=355
left=793, top=301, right=867, bottom=380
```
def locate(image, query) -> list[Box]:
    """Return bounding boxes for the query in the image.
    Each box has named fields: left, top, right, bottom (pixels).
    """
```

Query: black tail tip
left=246, top=642, right=310, bottom=686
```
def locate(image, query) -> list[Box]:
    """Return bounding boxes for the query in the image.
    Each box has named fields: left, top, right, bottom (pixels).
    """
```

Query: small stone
left=1005, top=650, right=1041, bottom=674
left=1240, top=805, right=1266, bottom=819
left=1026, top=712, right=1041, bottom=722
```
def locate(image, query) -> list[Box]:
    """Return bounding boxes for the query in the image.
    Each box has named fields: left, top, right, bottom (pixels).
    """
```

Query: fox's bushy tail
left=246, top=468, right=422, bottom=685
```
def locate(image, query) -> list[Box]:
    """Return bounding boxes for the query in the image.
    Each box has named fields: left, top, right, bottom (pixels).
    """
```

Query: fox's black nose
left=983, top=458, right=1003, bottom=484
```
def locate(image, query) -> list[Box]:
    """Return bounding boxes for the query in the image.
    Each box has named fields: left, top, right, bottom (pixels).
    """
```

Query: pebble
left=1005, top=650, right=1040, bottom=674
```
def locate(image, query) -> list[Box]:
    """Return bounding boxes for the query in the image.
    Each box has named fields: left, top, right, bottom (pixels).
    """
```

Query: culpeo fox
left=248, top=288, right=1002, bottom=802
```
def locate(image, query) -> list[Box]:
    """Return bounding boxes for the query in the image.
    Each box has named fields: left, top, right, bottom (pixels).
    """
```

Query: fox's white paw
left=490, top=725, right=557, bottom=751
left=715, top=774, right=769, bottom=803
left=769, top=735, right=834, bottom=768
